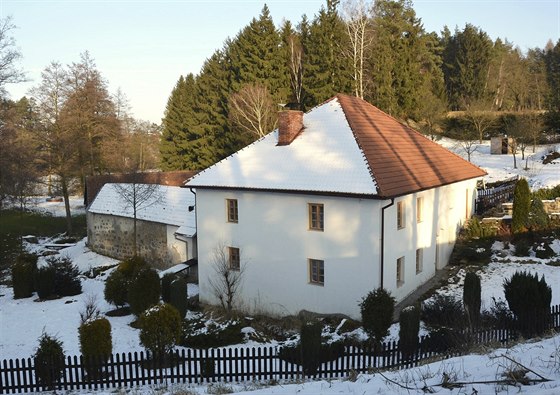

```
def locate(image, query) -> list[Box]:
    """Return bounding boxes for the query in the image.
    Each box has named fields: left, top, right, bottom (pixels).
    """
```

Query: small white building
left=185, top=94, right=486, bottom=319
left=87, top=183, right=196, bottom=269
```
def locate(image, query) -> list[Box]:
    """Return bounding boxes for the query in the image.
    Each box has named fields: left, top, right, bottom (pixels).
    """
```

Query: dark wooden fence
left=475, top=176, right=518, bottom=214
left=1, top=305, right=559, bottom=394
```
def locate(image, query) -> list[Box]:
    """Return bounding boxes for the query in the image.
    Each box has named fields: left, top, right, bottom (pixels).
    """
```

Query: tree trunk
left=61, top=176, right=73, bottom=234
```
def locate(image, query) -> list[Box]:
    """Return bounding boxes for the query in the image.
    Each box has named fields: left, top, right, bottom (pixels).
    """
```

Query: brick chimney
left=277, top=110, right=304, bottom=146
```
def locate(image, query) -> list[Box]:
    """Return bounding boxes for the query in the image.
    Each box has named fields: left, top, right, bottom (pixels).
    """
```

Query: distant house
left=490, top=136, right=514, bottom=154
left=87, top=183, right=196, bottom=269
left=185, top=94, right=486, bottom=319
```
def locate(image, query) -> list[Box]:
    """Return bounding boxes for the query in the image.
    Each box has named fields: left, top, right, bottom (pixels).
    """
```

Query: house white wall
left=195, top=178, right=479, bottom=320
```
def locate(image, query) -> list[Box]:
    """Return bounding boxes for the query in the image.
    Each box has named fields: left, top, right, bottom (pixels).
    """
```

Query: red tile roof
left=337, top=94, right=486, bottom=198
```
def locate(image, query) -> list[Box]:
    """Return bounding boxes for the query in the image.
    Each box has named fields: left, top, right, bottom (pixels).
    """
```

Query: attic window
left=308, top=203, right=324, bottom=231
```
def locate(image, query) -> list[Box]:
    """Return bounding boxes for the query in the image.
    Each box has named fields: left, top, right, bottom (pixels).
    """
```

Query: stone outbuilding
left=87, top=183, right=196, bottom=269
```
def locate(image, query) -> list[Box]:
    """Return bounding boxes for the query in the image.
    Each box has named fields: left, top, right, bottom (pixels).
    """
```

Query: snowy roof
left=185, top=94, right=486, bottom=198
left=185, top=97, right=378, bottom=195
left=88, top=184, right=196, bottom=236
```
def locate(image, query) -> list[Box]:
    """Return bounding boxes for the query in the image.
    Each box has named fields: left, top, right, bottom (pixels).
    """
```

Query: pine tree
left=442, top=24, right=493, bottom=109
left=512, top=178, right=531, bottom=234
left=304, top=0, right=352, bottom=107
left=160, top=74, right=209, bottom=170
left=544, top=40, right=560, bottom=129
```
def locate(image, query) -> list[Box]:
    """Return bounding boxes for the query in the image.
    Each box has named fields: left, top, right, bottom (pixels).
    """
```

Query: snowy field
left=1, top=139, right=560, bottom=394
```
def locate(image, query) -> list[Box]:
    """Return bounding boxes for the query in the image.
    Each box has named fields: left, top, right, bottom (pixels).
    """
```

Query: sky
left=1, top=0, right=559, bottom=124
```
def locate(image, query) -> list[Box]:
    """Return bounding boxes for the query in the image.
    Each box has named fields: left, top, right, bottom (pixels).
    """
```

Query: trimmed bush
left=128, top=268, right=161, bottom=316
left=104, top=269, right=129, bottom=308
left=399, top=305, right=420, bottom=359
left=504, top=271, right=551, bottom=337
left=79, top=317, right=112, bottom=377
left=465, top=217, right=497, bottom=239
left=46, top=256, right=82, bottom=296
left=512, top=178, right=531, bottom=234
left=360, top=288, right=395, bottom=344
left=35, top=266, right=56, bottom=299
left=169, top=277, right=188, bottom=319
left=161, top=273, right=177, bottom=303
left=463, top=272, right=481, bottom=327
left=528, top=198, right=550, bottom=231
left=139, top=303, right=182, bottom=355
left=300, top=322, right=322, bottom=375
left=34, top=333, right=65, bottom=389
left=12, top=254, right=37, bottom=298
left=422, top=294, right=465, bottom=329
left=181, top=320, right=244, bottom=349
left=118, top=256, right=148, bottom=279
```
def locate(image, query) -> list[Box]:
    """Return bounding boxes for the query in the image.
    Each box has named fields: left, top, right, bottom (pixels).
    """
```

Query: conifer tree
left=512, top=178, right=531, bottom=234
left=304, top=0, right=352, bottom=107
left=160, top=74, right=208, bottom=170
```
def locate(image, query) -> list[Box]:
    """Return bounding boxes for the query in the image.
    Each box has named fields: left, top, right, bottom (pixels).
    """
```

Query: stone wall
left=87, top=212, right=187, bottom=269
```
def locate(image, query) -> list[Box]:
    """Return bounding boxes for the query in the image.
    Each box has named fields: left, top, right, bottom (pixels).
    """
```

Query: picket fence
left=1, top=305, right=559, bottom=394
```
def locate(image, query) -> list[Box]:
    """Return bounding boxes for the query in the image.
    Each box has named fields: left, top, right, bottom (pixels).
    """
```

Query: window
left=416, top=197, right=423, bottom=223
left=308, top=203, right=324, bottom=231
left=309, top=259, right=324, bottom=285
left=228, top=247, right=240, bottom=270
left=226, top=199, right=238, bottom=223
left=416, top=248, right=423, bottom=274
left=396, top=257, right=404, bottom=287
left=397, top=201, right=405, bottom=229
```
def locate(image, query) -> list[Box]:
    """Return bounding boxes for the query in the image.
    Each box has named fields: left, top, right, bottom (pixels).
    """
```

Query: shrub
left=466, top=217, right=497, bottom=239
left=300, top=322, right=322, bottom=375
left=34, top=333, right=65, bottom=389
left=422, top=294, right=465, bottom=329
left=504, top=271, right=552, bottom=337
left=12, top=255, right=37, bottom=298
left=481, top=297, right=514, bottom=329
left=79, top=317, right=112, bottom=377
left=181, top=320, right=244, bottom=349
left=399, top=305, right=420, bottom=359
left=528, top=198, right=550, bottom=231
left=514, top=237, right=532, bottom=257
left=424, top=327, right=468, bottom=353
left=512, top=178, right=530, bottom=233
left=360, top=288, right=395, bottom=344
left=139, top=303, right=182, bottom=355
left=535, top=243, right=555, bottom=259
left=161, top=273, right=177, bottom=303
left=118, top=256, right=148, bottom=279
left=35, top=266, right=56, bottom=299
left=104, top=269, right=129, bottom=308
left=169, top=277, right=188, bottom=319
left=463, top=272, right=481, bottom=327
left=46, top=256, right=82, bottom=296
left=128, top=268, right=161, bottom=316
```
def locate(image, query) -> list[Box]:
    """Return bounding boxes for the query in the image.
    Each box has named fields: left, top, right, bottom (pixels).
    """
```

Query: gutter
left=189, top=188, right=197, bottom=238
left=380, top=198, right=395, bottom=289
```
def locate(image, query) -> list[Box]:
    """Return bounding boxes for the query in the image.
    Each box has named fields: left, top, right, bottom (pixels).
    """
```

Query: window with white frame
left=397, top=256, right=405, bottom=287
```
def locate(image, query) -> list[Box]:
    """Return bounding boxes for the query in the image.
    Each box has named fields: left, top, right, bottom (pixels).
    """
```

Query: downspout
left=189, top=188, right=197, bottom=233
left=380, top=198, right=395, bottom=290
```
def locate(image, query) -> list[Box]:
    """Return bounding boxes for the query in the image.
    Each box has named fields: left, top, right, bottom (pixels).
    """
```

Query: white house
left=185, top=94, right=486, bottom=319
left=87, top=183, right=196, bottom=269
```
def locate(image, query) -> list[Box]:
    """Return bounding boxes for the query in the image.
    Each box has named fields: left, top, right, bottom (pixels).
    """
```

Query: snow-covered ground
left=439, top=138, right=560, bottom=190
left=1, top=139, right=560, bottom=394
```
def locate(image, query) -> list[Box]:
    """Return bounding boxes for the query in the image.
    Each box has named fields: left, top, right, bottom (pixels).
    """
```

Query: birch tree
left=228, top=83, right=277, bottom=139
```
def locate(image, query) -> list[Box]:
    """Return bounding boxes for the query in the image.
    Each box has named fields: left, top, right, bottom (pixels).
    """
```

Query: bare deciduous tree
left=113, top=176, right=162, bottom=256
left=208, top=243, right=246, bottom=313
left=463, top=102, right=497, bottom=144
left=228, top=83, right=277, bottom=139
left=0, top=16, right=25, bottom=95
left=287, top=34, right=304, bottom=105
left=454, top=128, right=479, bottom=162
left=342, top=0, right=373, bottom=99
